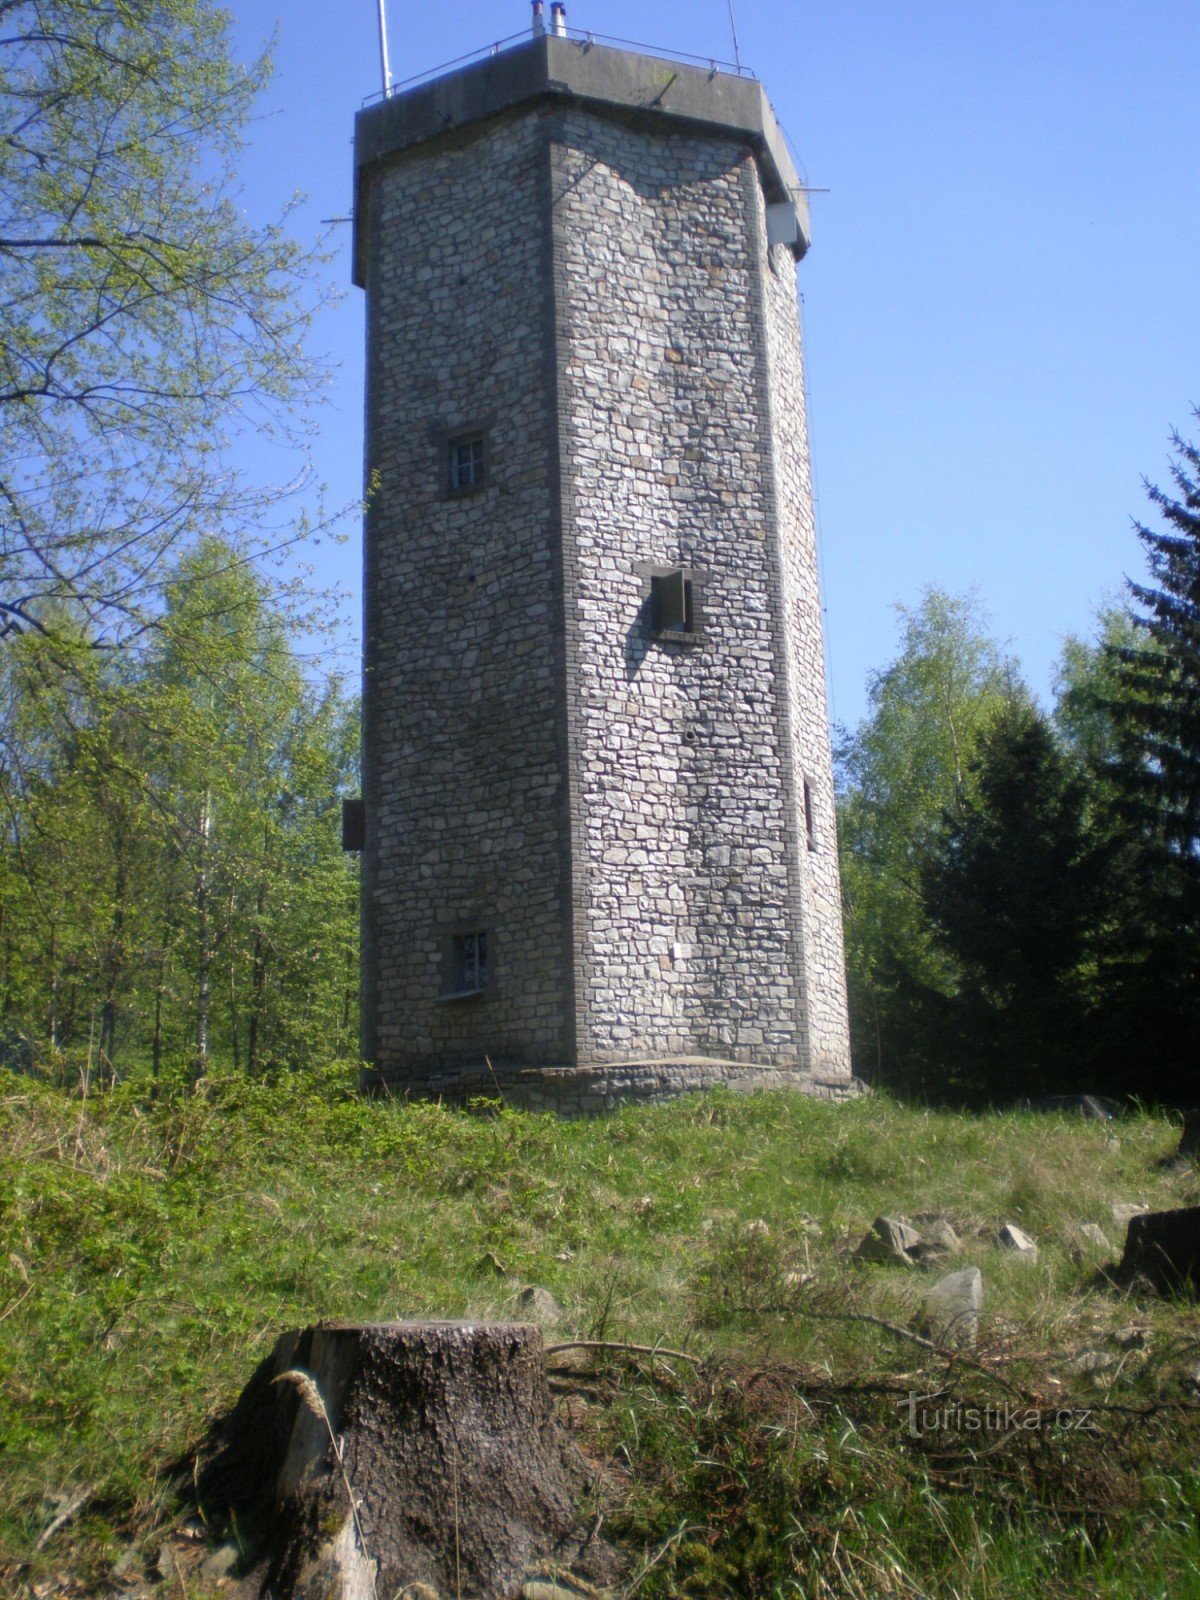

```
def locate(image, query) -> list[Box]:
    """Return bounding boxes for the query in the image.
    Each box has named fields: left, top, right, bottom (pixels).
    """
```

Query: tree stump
left=195, top=1321, right=621, bottom=1600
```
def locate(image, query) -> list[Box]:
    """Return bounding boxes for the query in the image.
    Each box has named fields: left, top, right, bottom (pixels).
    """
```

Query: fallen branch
left=0, top=1282, right=33, bottom=1325
left=545, top=1340, right=706, bottom=1369
left=33, top=1485, right=92, bottom=1552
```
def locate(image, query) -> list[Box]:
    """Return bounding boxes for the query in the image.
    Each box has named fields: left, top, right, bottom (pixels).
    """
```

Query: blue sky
left=227, top=0, right=1200, bottom=730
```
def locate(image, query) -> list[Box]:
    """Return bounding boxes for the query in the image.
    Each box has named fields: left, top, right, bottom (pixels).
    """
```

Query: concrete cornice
left=353, top=35, right=808, bottom=286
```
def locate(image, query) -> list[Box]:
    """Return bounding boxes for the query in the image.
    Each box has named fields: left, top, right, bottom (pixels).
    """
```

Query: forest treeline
left=0, top=542, right=359, bottom=1082
left=838, top=425, right=1200, bottom=1107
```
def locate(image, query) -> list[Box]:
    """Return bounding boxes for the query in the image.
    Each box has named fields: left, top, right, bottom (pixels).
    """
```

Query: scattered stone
left=1078, top=1223, right=1114, bottom=1255
left=911, top=1218, right=962, bottom=1264
left=782, top=1270, right=816, bottom=1290
left=919, top=1267, right=983, bottom=1348
left=1111, top=1202, right=1150, bottom=1229
left=199, top=1545, right=241, bottom=1581
left=109, top=1545, right=143, bottom=1584
left=998, top=1223, right=1038, bottom=1258
left=1110, top=1324, right=1148, bottom=1351
left=742, top=1217, right=771, bottom=1238
left=518, top=1286, right=564, bottom=1329
left=1183, top=1365, right=1200, bottom=1397
left=854, top=1216, right=920, bottom=1265
left=398, top=1585, right=441, bottom=1600
left=1106, top=1136, right=1121, bottom=1152
left=522, top=1583, right=594, bottom=1600
left=1067, top=1348, right=1116, bottom=1375
left=1117, top=1205, right=1200, bottom=1296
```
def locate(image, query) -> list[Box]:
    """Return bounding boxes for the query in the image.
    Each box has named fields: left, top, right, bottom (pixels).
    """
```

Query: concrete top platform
left=353, top=34, right=809, bottom=285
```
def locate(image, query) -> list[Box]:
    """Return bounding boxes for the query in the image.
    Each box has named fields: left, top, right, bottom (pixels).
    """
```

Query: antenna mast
left=377, top=0, right=393, bottom=94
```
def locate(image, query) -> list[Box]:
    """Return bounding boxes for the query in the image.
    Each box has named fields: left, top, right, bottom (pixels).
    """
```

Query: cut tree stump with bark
left=194, top=1320, right=623, bottom=1600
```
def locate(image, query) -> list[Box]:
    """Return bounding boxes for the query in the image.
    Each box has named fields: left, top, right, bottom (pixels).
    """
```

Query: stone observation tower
left=351, top=18, right=853, bottom=1108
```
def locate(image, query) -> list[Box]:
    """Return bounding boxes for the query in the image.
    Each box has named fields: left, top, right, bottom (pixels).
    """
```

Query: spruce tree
left=915, top=702, right=1106, bottom=1103
left=1110, top=420, right=1200, bottom=861
left=1098, top=420, right=1200, bottom=1100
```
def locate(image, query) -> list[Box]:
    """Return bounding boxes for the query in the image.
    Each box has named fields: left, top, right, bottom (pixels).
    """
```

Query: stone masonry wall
left=550, top=110, right=849, bottom=1073
left=362, top=110, right=572, bottom=1073
left=754, top=177, right=853, bottom=1075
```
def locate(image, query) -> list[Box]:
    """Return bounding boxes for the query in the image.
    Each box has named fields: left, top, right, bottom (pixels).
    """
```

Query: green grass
left=1, top=1064, right=1197, bottom=1597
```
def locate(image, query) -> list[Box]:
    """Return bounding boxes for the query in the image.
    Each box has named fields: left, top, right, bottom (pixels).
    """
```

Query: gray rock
left=1078, top=1223, right=1113, bottom=1255
left=998, top=1223, right=1038, bottom=1258
left=1111, top=1202, right=1150, bottom=1228
left=1109, top=1324, right=1147, bottom=1350
left=911, top=1218, right=962, bottom=1264
left=199, top=1545, right=241, bottom=1581
left=854, top=1216, right=920, bottom=1265
left=919, top=1267, right=983, bottom=1348
left=109, top=1545, right=143, bottom=1584
left=1066, top=1348, right=1116, bottom=1374
left=1118, top=1205, right=1200, bottom=1297
left=517, top=1285, right=563, bottom=1328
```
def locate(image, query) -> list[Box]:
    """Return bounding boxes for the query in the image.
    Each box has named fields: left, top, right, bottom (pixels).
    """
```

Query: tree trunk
left=196, top=1320, right=623, bottom=1600
left=99, top=841, right=127, bottom=1087
left=193, top=795, right=211, bottom=1082
left=247, top=880, right=269, bottom=1074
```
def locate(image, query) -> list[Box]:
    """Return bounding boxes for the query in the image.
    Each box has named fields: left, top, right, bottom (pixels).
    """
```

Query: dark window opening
left=341, top=796, right=365, bottom=852
left=803, top=779, right=817, bottom=852
left=651, top=569, right=695, bottom=634
left=448, top=433, right=485, bottom=492
left=452, top=930, right=489, bottom=993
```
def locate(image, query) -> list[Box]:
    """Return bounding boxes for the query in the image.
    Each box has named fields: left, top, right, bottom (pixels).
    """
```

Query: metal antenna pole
left=377, top=0, right=393, bottom=94
left=726, top=0, right=742, bottom=71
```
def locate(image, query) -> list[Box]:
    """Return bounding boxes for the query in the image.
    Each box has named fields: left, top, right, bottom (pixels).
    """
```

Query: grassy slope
left=1, top=1066, right=1198, bottom=1598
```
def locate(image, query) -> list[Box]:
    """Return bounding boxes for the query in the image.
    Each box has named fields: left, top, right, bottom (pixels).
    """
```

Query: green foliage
left=0, top=0, right=325, bottom=642
left=913, top=702, right=1109, bottom=1102
left=0, top=540, right=358, bottom=1079
left=836, top=588, right=1024, bottom=1088
left=1078, top=422, right=1200, bottom=1100
left=1110, top=418, right=1200, bottom=861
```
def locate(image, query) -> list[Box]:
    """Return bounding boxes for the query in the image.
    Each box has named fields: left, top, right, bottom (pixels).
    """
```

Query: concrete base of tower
left=360, top=1057, right=865, bottom=1115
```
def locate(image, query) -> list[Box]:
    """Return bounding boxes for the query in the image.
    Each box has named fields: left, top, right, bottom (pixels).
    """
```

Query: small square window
left=452, top=930, right=489, bottom=993
left=651, top=569, right=695, bottom=634
left=447, top=433, right=485, bottom=492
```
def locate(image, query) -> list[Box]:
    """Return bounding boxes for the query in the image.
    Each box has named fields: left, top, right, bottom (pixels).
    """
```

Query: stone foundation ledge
left=361, top=1057, right=865, bottom=1114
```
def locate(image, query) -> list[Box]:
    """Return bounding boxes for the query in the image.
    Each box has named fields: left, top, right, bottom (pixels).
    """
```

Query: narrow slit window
left=803, top=779, right=817, bottom=851
left=452, top=930, right=489, bottom=993
left=448, top=433, right=485, bottom=492
left=341, top=796, right=365, bottom=852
